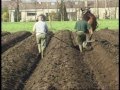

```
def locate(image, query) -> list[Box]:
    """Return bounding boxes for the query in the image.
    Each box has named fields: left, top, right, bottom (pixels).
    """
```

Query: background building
left=2, top=0, right=119, bottom=22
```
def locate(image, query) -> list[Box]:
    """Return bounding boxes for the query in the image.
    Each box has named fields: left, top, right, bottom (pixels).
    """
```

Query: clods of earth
left=1, top=30, right=119, bottom=90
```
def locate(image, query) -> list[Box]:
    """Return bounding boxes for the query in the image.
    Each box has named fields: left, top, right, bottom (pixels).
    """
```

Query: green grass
left=2, top=19, right=119, bottom=32
left=97, top=19, right=119, bottom=30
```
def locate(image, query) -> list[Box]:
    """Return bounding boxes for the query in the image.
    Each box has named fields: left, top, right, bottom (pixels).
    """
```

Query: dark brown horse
left=81, top=8, right=98, bottom=32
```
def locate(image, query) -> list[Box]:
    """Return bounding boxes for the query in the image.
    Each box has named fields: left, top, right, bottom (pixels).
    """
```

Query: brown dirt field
left=1, top=31, right=32, bottom=53
left=92, top=30, right=119, bottom=64
left=1, top=31, right=11, bottom=36
left=24, top=30, right=100, bottom=90
left=82, top=30, right=119, bottom=90
left=83, top=43, right=119, bottom=90
left=1, top=31, right=53, bottom=90
left=2, top=34, right=39, bottom=90
left=71, top=29, right=119, bottom=47
left=1, top=30, right=119, bottom=90
left=93, top=29, right=119, bottom=45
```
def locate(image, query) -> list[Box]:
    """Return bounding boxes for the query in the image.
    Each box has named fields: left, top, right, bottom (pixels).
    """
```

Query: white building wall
left=11, top=11, right=14, bottom=22
left=91, top=7, right=119, bottom=19
left=21, top=11, right=26, bottom=22
left=116, top=7, right=119, bottom=19
left=20, top=9, right=57, bottom=21
left=9, top=7, right=119, bottom=22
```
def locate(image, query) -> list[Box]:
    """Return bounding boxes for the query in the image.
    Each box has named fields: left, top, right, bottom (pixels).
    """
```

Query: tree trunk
left=96, top=0, right=99, bottom=19
left=105, top=0, right=107, bottom=19
left=114, top=0, right=117, bottom=19
left=35, top=1, right=37, bottom=21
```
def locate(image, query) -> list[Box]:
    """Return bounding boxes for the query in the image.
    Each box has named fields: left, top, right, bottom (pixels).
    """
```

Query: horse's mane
left=81, top=8, right=98, bottom=31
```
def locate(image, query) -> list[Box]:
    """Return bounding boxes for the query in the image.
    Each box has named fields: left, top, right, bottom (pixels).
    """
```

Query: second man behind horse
left=74, top=15, right=93, bottom=52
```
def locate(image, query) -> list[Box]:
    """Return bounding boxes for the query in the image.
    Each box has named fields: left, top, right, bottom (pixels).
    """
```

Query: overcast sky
left=2, top=0, right=95, bottom=1
left=2, top=0, right=113, bottom=2
left=2, top=0, right=58, bottom=2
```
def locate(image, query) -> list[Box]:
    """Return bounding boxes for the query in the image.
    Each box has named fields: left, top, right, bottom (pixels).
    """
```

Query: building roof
left=2, top=0, right=119, bottom=10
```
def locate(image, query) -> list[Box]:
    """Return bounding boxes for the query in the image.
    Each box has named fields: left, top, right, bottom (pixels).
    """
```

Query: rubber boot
left=79, top=44, right=83, bottom=52
left=82, top=41, right=87, bottom=49
left=41, top=43, right=44, bottom=59
left=38, top=44, right=41, bottom=53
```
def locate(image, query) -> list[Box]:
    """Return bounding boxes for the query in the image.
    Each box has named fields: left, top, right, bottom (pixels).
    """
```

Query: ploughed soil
left=2, top=34, right=39, bottom=90
left=1, top=31, right=11, bottom=36
left=1, top=31, right=32, bottom=53
left=24, top=30, right=119, bottom=90
left=1, top=31, right=53, bottom=90
left=83, top=30, right=119, bottom=90
left=1, top=30, right=119, bottom=90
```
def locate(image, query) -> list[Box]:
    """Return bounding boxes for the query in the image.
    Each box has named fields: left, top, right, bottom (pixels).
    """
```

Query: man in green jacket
left=74, top=16, right=93, bottom=52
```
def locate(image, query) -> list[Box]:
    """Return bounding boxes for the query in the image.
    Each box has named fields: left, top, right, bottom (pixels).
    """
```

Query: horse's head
left=81, top=7, right=91, bottom=15
left=81, top=8, right=98, bottom=32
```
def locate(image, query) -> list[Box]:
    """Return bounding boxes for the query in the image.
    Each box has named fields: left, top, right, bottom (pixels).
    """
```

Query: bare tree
left=107, top=0, right=111, bottom=19
left=34, top=1, right=37, bottom=21
left=94, top=0, right=99, bottom=19
left=68, top=0, right=73, bottom=20
left=114, top=0, right=118, bottom=19
left=77, top=0, right=80, bottom=20
left=17, top=0, right=19, bottom=21
left=57, top=0, right=68, bottom=21
left=104, top=0, right=108, bottom=19
left=11, top=0, right=21, bottom=22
